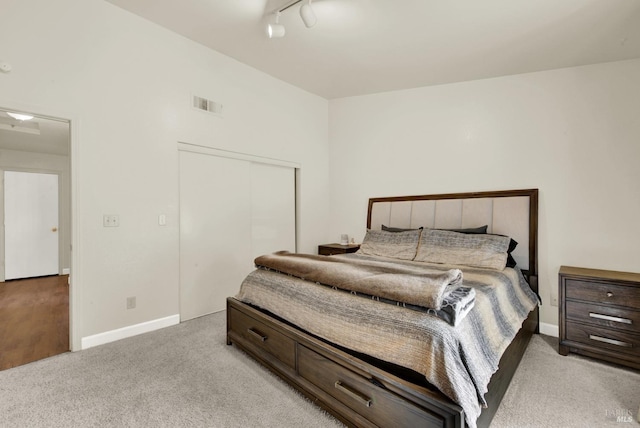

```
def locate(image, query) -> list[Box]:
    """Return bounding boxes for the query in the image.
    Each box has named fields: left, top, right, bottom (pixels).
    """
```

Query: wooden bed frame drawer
left=565, top=321, right=639, bottom=359
left=566, top=301, right=639, bottom=333
left=565, top=279, right=640, bottom=309
left=297, top=344, right=445, bottom=428
left=228, top=307, right=296, bottom=369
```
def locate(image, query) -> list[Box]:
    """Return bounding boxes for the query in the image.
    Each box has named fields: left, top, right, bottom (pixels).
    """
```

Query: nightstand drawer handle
left=588, top=335, right=632, bottom=348
left=247, top=327, right=267, bottom=342
left=589, top=312, right=632, bottom=324
left=606, top=292, right=614, bottom=298
left=334, top=381, right=372, bottom=407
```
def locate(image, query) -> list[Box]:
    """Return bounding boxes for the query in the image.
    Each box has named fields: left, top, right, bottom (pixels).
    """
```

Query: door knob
left=52, top=227, right=58, bottom=232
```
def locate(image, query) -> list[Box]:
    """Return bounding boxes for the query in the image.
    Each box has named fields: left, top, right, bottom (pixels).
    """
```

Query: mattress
left=235, top=253, right=539, bottom=428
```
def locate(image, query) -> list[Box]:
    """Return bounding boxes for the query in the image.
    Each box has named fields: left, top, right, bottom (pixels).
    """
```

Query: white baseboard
left=62, top=268, right=70, bottom=275
left=81, top=314, right=180, bottom=350
left=540, top=322, right=559, bottom=337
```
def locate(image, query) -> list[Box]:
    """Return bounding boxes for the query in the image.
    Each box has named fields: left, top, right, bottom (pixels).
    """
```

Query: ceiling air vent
left=193, top=95, right=223, bottom=117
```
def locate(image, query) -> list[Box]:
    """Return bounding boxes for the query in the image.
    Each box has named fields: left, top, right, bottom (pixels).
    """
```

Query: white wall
left=328, top=59, right=640, bottom=329
left=0, top=0, right=329, bottom=349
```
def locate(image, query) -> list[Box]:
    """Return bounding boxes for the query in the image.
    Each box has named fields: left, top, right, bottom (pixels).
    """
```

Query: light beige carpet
left=0, top=311, right=342, bottom=428
left=0, top=311, right=637, bottom=427
left=491, top=333, right=640, bottom=427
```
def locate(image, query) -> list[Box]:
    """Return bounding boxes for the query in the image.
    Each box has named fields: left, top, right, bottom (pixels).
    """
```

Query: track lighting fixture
left=300, top=0, right=316, bottom=28
left=267, top=11, right=285, bottom=38
left=266, top=0, right=317, bottom=39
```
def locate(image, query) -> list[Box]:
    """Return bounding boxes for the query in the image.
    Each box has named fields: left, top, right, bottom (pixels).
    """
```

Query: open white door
left=4, top=171, right=59, bottom=280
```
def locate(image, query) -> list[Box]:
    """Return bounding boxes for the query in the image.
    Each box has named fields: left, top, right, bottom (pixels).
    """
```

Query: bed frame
left=227, top=188, right=539, bottom=428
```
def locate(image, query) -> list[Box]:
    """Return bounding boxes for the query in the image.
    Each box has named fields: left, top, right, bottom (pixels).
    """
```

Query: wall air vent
left=193, top=95, right=223, bottom=117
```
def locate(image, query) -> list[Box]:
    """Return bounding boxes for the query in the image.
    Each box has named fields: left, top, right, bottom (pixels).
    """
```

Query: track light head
left=267, top=12, right=286, bottom=38
left=299, top=0, right=316, bottom=28
left=267, top=23, right=286, bottom=38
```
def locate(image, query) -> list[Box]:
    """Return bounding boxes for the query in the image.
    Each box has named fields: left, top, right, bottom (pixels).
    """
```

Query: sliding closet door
left=179, top=152, right=252, bottom=321
left=250, top=163, right=296, bottom=258
left=179, top=150, right=296, bottom=321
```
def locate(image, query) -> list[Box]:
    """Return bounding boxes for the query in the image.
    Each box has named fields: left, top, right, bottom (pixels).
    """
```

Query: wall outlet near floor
left=126, top=296, right=136, bottom=309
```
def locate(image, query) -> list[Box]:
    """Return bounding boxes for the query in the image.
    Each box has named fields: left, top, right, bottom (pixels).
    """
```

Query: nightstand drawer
left=298, top=345, right=444, bottom=428
left=565, top=321, right=639, bottom=358
left=566, top=301, right=639, bottom=333
left=228, top=307, right=296, bottom=369
left=565, top=279, right=640, bottom=309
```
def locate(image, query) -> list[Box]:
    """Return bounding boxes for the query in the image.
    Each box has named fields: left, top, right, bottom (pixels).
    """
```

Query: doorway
left=0, top=109, right=71, bottom=369
left=0, top=275, right=69, bottom=370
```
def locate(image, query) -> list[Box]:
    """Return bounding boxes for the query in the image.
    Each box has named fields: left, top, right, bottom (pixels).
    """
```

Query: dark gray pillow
left=381, top=225, right=422, bottom=232
left=382, top=224, right=488, bottom=234
left=440, top=225, right=488, bottom=234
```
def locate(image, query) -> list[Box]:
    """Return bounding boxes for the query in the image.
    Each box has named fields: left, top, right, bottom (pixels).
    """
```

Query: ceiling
left=109, top=0, right=640, bottom=99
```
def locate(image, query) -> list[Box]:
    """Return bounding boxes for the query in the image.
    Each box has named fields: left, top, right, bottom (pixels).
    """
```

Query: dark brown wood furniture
left=228, top=298, right=464, bottom=427
left=227, top=189, right=539, bottom=428
left=318, top=243, right=361, bottom=256
left=558, top=266, right=640, bottom=370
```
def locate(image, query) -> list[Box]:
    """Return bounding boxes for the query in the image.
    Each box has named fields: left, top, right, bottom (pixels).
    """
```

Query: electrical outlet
left=103, top=214, right=120, bottom=227
left=551, top=295, right=558, bottom=307
left=126, top=296, right=136, bottom=309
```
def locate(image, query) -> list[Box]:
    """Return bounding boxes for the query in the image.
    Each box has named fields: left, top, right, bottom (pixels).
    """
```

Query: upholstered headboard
left=367, top=189, right=539, bottom=278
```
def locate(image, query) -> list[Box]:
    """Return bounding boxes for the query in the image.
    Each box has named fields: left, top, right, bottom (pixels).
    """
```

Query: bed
left=227, top=188, right=539, bottom=428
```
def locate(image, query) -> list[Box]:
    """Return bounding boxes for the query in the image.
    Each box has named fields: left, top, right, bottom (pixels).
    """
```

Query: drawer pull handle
left=588, top=335, right=632, bottom=348
left=589, top=313, right=632, bottom=324
left=247, top=327, right=267, bottom=342
left=606, top=292, right=614, bottom=298
left=334, top=380, right=372, bottom=407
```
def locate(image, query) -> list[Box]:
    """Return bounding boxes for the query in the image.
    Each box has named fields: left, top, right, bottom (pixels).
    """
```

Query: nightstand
left=318, top=243, right=360, bottom=256
left=558, top=265, right=640, bottom=370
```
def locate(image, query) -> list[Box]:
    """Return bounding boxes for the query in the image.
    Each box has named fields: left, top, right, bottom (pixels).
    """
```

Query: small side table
left=558, top=265, right=640, bottom=370
left=318, top=243, right=360, bottom=256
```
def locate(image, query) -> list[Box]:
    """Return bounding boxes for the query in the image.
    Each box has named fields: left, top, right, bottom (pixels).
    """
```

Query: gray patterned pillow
left=357, top=229, right=421, bottom=260
left=414, top=229, right=510, bottom=270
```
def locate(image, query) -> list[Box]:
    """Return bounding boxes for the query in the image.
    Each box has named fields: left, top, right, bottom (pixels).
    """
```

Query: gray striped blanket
left=236, top=253, right=538, bottom=428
